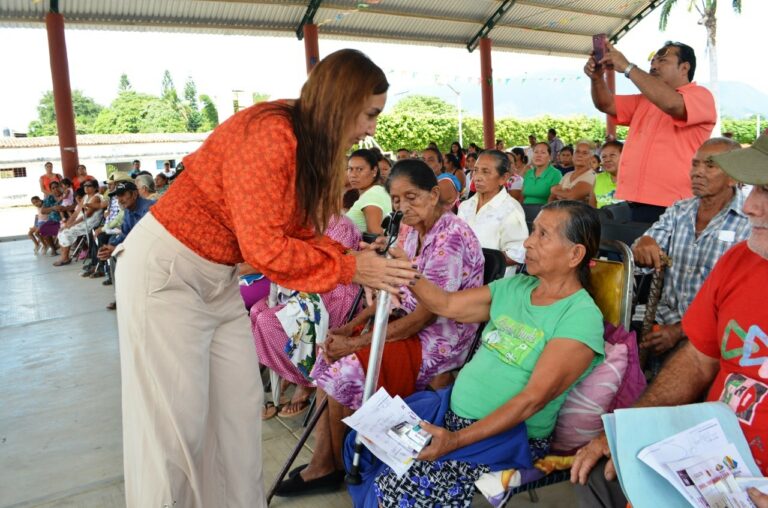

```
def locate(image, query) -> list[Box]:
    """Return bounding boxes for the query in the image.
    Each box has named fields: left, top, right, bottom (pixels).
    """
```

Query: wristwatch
left=624, top=63, right=636, bottom=78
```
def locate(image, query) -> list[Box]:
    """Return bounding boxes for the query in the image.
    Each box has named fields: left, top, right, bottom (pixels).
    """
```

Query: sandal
left=262, top=401, right=278, bottom=421
left=53, top=259, right=71, bottom=267
left=277, top=398, right=311, bottom=418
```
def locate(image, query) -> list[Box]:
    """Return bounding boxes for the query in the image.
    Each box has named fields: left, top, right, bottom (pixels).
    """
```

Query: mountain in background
left=395, top=72, right=768, bottom=119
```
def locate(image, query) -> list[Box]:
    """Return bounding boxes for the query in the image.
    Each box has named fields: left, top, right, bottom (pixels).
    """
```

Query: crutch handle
left=346, top=210, right=404, bottom=484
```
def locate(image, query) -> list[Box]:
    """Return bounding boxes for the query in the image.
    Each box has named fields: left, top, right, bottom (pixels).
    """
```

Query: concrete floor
left=0, top=238, right=577, bottom=507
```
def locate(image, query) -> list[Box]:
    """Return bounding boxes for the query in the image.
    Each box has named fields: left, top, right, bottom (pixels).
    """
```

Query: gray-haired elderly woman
left=457, top=149, right=528, bottom=276
left=377, top=200, right=606, bottom=507
left=134, top=174, right=158, bottom=201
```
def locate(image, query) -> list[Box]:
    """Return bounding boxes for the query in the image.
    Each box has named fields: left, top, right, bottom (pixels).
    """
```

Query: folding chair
left=265, top=286, right=364, bottom=504
left=504, top=239, right=634, bottom=503
left=68, top=235, right=88, bottom=262
left=463, top=248, right=508, bottom=364
left=522, top=204, right=542, bottom=233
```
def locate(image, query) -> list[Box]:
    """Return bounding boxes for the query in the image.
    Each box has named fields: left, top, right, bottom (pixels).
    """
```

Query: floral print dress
left=312, top=212, right=485, bottom=409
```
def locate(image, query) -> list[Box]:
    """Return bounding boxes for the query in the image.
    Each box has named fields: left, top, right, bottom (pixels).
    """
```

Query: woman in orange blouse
left=113, top=49, right=416, bottom=508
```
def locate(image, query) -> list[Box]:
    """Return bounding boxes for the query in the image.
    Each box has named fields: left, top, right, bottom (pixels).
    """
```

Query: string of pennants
left=384, top=68, right=586, bottom=86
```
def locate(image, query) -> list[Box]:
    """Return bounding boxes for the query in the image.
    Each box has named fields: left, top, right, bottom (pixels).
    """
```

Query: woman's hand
left=351, top=248, right=417, bottom=295
left=323, top=333, right=366, bottom=363
left=329, top=323, right=356, bottom=338
left=416, top=421, right=461, bottom=461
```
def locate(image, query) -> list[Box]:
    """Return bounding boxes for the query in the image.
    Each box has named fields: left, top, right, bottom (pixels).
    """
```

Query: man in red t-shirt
left=585, top=41, right=716, bottom=223
left=571, top=134, right=768, bottom=507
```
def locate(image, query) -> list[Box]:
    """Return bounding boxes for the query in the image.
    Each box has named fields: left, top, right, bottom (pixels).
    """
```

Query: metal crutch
left=345, top=209, right=404, bottom=485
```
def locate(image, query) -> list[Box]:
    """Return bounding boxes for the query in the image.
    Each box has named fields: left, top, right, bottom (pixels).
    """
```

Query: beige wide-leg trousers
left=115, top=212, right=265, bottom=508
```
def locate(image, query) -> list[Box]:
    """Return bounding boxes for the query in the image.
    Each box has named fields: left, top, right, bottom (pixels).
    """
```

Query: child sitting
left=59, top=178, right=75, bottom=220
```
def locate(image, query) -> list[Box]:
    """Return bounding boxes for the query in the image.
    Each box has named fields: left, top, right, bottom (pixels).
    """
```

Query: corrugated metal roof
left=0, top=0, right=661, bottom=58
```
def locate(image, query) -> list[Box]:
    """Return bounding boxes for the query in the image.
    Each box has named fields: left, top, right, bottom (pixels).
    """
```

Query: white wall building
left=0, top=133, right=207, bottom=206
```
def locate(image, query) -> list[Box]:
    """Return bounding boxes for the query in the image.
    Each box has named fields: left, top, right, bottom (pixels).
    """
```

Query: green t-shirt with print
left=594, top=171, right=619, bottom=209
left=523, top=165, right=562, bottom=205
left=450, top=275, right=604, bottom=438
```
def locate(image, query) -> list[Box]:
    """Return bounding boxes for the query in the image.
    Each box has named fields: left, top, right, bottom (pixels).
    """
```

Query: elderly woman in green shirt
left=523, top=142, right=563, bottom=205
left=377, top=200, right=605, bottom=507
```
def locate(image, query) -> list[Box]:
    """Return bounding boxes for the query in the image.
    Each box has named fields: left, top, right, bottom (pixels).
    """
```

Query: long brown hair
left=257, top=49, right=388, bottom=233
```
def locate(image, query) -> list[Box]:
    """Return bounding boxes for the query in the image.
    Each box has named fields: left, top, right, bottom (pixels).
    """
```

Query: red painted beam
left=46, top=12, right=79, bottom=179
left=480, top=37, right=495, bottom=150
left=303, top=23, right=320, bottom=74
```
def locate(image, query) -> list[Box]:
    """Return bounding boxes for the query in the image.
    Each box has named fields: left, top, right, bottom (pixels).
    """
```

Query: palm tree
left=659, top=0, right=743, bottom=135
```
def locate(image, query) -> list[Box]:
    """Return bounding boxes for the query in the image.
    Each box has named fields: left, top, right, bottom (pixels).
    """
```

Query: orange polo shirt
left=151, top=102, right=356, bottom=293
left=612, top=82, right=716, bottom=207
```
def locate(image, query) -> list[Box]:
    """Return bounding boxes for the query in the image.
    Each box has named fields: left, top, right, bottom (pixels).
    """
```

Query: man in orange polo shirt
left=585, top=41, right=716, bottom=223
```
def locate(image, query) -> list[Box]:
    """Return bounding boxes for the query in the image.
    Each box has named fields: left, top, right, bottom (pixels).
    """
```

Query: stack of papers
left=342, top=388, right=430, bottom=477
left=637, top=419, right=753, bottom=507
left=602, top=402, right=764, bottom=508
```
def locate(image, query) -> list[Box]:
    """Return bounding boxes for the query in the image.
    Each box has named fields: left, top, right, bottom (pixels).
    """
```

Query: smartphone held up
left=592, top=33, right=607, bottom=68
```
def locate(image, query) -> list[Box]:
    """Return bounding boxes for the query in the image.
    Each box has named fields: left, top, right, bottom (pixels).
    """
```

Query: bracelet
left=624, top=63, right=636, bottom=78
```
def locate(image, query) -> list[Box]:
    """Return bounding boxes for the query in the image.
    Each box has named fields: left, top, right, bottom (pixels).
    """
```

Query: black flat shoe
left=288, top=464, right=308, bottom=478
left=274, top=468, right=344, bottom=497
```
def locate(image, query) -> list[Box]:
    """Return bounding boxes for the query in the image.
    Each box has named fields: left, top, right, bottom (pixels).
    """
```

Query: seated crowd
left=30, top=129, right=767, bottom=506
left=28, top=160, right=183, bottom=310
left=241, top=133, right=766, bottom=506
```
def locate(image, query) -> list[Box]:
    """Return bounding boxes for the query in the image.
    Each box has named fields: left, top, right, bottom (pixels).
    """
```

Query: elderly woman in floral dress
left=274, top=159, right=485, bottom=497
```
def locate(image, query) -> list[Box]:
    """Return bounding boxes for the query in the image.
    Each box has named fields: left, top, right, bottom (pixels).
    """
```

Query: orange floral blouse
left=151, top=102, right=356, bottom=293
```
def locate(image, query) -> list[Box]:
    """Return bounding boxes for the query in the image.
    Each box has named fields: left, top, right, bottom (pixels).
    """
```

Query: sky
left=1, top=1, right=765, bottom=133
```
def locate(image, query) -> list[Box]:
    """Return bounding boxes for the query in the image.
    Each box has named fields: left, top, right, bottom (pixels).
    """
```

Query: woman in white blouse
left=457, top=150, right=528, bottom=276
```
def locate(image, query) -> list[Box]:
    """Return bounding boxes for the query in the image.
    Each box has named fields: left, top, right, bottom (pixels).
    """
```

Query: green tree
left=118, top=73, right=132, bottom=92
left=91, top=91, right=155, bottom=134
left=27, top=90, right=103, bottom=136
left=161, top=70, right=179, bottom=104
left=199, top=94, right=219, bottom=131
left=392, top=95, right=456, bottom=116
left=182, top=77, right=202, bottom=132
left=659, top=0, right=743, bottom=134
left=252, top=92, right=270, bottom=104
left=140, top=98, right=188, bottom=133
left=372, top=113, right=637, bottom=153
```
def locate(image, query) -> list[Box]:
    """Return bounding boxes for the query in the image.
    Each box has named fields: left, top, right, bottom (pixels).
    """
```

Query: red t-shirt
left=683, top=242, right=768, bottom=475
left=612, top=82, right=716, bottom=207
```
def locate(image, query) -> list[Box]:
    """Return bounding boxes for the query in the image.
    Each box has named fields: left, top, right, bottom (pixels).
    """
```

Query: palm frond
left=659, top=0, right=679, bottom=30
